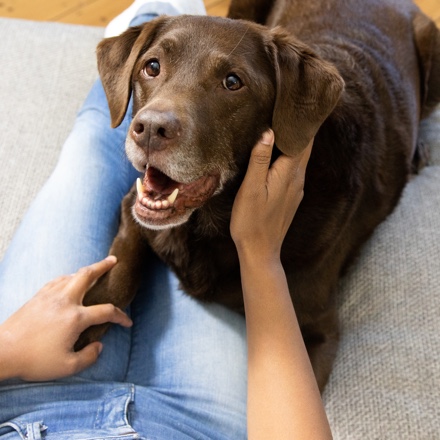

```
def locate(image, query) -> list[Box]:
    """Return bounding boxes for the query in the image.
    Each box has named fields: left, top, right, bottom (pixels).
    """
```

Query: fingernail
left=260, top=130, right=274, bottom=146
left=105, top=255, right=117, bottom=263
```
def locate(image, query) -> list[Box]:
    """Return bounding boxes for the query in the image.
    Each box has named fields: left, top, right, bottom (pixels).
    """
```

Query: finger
left=66, top=256, right=118, bottom=302
left=68, top=342, right=103, bottom=375
left=290, top=138, right=314, bottom=187
left=270, top=137, right=314, bottom=184
left=82, top=303, right=133, bottom=328
left=298, top=137, right=314, bottom=171
left=244, top=129, right=275, bottom=185
left=276, top=137, right=313, bottom=170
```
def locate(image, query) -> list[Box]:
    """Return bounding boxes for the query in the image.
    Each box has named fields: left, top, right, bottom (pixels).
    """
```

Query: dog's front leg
left=75, top=187, right=150, bottom=350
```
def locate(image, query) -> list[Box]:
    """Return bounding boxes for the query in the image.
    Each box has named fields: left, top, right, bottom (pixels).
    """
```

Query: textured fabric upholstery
left=0, top=18, right=103, bottom=257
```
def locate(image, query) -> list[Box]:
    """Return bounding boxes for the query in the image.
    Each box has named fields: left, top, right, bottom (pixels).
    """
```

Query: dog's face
left=97, top=15, right=344, bottom=230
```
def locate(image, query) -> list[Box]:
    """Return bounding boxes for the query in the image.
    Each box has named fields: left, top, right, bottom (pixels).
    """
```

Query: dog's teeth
left=136, top=178, right=145, bottom=200
left=167, top=188, right=179, bottom=205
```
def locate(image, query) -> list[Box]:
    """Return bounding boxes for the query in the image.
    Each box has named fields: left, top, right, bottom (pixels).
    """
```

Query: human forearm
left=239, top=252, right=332, bottom=440
left=231, top=131, right=331, bottom=437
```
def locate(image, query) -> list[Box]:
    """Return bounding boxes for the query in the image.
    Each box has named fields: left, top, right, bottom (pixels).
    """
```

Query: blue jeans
left=0, top=12, right=247, bottom=440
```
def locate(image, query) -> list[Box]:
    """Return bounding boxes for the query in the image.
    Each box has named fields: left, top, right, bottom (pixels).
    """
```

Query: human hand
left=0, top=256, right=132, bottom=382
left=230, top=129, right=313, bottom=262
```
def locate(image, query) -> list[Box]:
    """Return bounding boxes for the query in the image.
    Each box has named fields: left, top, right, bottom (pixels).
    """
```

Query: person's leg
left=0, top=80, right=137, bottom=322
left=127, top=262, right=248, bottom=439
left=0, top=79, right=139, bottom=380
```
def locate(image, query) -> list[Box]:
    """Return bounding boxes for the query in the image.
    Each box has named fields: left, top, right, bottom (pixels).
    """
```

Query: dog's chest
left=145, top=226, right=243, bottom=307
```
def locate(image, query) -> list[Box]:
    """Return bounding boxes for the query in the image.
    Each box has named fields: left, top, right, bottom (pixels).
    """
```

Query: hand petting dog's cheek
left=230, top=129, right=313, bottom=262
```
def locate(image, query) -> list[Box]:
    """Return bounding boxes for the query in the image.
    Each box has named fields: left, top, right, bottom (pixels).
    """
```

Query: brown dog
left=77, top=0, right=440, bottom=390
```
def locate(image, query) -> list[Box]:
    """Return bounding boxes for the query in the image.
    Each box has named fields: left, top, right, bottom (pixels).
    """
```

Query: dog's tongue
left=136, top=167, right=180, bottom=211
left=144, top=166, right=177, bottom=195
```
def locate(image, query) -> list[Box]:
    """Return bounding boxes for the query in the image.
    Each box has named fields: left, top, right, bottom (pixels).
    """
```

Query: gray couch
left=1, top=18, right=439, bottom=439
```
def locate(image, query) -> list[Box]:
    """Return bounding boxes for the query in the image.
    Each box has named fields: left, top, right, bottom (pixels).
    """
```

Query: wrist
left=0, top=324, right=23, bottom=381
left=236, top=248, right=287, bottom=292
left=236, top=243, right=282, bottom=269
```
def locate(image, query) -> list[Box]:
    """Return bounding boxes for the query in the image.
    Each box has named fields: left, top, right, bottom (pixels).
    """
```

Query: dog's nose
left=132, top=110, right=181, bottom=151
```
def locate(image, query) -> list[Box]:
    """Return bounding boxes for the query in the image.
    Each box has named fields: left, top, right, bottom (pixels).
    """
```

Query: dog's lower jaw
left=132, top=202, right=195, bottom=230
left=133, top=170, right=223, bottom=230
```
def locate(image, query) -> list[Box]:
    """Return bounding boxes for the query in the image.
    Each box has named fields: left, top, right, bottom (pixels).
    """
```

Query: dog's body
left=78, top=0, right=440, bottom=389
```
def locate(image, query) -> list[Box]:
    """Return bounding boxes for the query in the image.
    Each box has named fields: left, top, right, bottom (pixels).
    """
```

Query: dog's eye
left=223, top=74, right=243, bottom=91
left=143, top=59, right=161, bottom=77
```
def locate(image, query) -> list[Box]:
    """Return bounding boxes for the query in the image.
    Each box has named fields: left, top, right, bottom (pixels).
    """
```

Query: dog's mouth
left=134, top=165, right=220, bottom=228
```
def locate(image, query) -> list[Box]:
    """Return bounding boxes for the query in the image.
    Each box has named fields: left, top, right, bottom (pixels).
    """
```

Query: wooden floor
left=0, top=1, right=231, bottom=24
left=0, top=0, right=438, bottom=26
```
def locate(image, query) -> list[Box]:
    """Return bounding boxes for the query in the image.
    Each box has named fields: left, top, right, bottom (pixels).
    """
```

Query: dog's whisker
left=226, top=26, right=250, bottom=58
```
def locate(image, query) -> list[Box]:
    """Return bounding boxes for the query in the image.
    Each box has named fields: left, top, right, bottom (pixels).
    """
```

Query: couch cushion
left=0, top=18, right=103, bottom=257
left=325, top=132, right=440, bottom=437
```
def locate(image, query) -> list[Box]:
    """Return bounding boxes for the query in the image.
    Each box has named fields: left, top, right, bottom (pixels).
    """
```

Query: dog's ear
left=97, top=17, right=168, bottom=128
left=412, top=11, right=440, bottom=119
left=269, top=28, right=344, bottom=155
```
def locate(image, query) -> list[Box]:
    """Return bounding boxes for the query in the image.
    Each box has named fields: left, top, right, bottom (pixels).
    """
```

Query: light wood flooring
left=0, top=0, right=438, bottom=27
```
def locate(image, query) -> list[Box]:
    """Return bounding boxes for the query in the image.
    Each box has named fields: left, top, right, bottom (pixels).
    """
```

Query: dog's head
left=97, top=15, right=344, bottom=230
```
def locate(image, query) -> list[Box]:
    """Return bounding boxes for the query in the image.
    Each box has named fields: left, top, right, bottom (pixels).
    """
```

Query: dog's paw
left=74, top=323, right=111, bottom=352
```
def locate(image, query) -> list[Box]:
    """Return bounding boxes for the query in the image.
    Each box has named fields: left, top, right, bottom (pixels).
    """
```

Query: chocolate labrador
left=77, top=0, right=440, bottom=390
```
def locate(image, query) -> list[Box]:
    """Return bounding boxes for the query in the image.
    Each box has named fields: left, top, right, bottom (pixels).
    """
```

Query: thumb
left=245, top=130, right=275, bottom=182
left=70, top=342, right=103, bottom=374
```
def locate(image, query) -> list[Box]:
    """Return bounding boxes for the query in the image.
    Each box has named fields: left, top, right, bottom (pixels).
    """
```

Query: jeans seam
left=123, top=384, right=136, bottom=427
left=0, top=421, right=26, bottom=440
